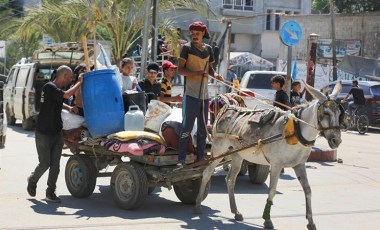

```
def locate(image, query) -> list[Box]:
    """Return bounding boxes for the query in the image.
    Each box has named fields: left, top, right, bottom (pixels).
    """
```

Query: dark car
left=325, top=80, right=380, bottom=127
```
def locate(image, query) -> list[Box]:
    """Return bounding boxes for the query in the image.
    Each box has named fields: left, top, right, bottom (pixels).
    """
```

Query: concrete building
left=160, top=0, right=312, bottom=63
left=276, top=12, right=380, bottom=89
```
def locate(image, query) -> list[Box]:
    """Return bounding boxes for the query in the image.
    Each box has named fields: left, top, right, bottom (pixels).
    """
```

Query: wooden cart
left=63, top=142, right=212, bottom=210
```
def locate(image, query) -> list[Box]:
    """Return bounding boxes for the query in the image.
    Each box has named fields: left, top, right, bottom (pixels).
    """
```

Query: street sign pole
left=286, top=46, right=292, bottom=96
left=279, top=20, right=302, bottom=98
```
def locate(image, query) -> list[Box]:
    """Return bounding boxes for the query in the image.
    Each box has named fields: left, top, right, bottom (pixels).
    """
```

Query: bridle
left=294, top=99, right=342, bottom=146
left=316, top=100, right=344, bottom=134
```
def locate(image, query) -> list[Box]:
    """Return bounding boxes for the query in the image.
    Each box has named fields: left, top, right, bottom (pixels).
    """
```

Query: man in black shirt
left=27, top=65, right=82, bottom=203
left=342, top=80, right=365, bottom=117
left=138, top=62, right=162, bottom=104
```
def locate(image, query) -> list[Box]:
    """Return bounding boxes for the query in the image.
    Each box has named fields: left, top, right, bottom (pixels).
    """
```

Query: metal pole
left=151, top=0, right=159, bottom=62
left=140, top=0, right=152, bottom=80
left=219, top=19, right=231, bottom=93
left=3, top=42, right=5, bottom=75
left=286, top=46, right=292, bottom=97
left=330, top=0, right=337, bottom=81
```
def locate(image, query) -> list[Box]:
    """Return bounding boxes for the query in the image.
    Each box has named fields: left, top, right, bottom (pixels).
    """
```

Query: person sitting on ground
left=160, top=60, right=182, bottom=106
left=138, top=62, right=162, bottom=104
left=120, top=58, right=138, bottom=92
left=341, top=80, right=365, bottom=118
left=290, top=80, right=306, bottom=106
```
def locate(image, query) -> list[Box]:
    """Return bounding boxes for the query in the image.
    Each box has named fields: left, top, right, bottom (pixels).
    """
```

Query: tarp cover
left=229, top=52, right=273, bottom=69
left=337, top=55, right=380, bottom=81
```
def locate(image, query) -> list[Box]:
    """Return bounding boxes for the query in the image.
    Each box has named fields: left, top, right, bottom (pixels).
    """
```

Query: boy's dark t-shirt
left=36, top=82, right=65, bottom=135
left=274, top=90, right=289, bottom=111
left=290, top=91, right=303, bottom=106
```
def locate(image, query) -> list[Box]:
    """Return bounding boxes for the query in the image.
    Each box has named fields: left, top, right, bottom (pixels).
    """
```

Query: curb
left=307, top=147, right=337, bottom=162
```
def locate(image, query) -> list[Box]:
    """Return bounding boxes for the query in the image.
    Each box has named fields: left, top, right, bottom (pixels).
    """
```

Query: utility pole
left=219, top=19, right=232, bottom=84
left=151, top=0, right=159, bottom=62
left=330, top=0, right=337, bottom=81
left=140, top=0, right=152, bottom=80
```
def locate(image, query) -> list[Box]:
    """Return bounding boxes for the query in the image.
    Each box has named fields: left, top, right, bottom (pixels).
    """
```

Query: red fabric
left=162, top=60, right=177, bottom=69
left=188, top=21, right=210, bottom=39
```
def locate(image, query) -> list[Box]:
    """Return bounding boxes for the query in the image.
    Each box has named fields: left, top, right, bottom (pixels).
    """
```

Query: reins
left=209, top=74, right=319, bottom=131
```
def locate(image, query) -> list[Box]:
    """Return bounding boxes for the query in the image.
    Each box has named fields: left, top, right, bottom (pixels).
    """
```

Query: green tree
left=10, top=0, right=213, bottom=65
left=313, top=0, right=380, bottom=14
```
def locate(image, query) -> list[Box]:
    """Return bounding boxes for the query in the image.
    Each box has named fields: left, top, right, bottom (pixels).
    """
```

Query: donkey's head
left=305, top=83, right=343, bottom=149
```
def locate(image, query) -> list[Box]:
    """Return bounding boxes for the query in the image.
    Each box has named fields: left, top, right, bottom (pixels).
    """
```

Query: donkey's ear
left=304, top=82, right=328, bottom=102
left=328, top=80, right=342, bottom=100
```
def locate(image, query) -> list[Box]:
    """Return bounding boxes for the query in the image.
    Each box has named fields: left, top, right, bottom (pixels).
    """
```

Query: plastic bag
left=144, top=100, right=172, bottom=133
left=61, top=110, right=85, bottom=130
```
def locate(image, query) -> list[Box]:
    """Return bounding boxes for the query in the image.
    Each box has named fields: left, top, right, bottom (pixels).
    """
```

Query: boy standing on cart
left=177, top=21, right=223, bottom=166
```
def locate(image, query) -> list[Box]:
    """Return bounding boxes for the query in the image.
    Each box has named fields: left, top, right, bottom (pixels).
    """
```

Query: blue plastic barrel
left=82, top=69, right=124, bottom=137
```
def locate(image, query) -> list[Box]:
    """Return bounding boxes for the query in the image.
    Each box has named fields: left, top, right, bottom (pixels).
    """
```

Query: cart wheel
left=65, top=154, right=97, bottom=198
left=111, top=162, right=148, bottom=210
left=147, top=185, right=156, bottom=195
left=248, top=163, right=269, bottom=184
left=238, top=161, right=249, bottom=176
left=173, top=178, right=210, bottom=204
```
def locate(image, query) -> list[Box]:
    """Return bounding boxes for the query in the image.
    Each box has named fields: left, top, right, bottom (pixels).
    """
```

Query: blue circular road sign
left=280, top=21, right=302, bottom=46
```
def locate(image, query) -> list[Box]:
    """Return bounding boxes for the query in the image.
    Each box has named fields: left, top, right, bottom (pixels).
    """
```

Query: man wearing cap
left=160, top=60, right=182, bottom=105
left=177, top=21, right=224, bottom=166
left=138, top=62, right=161, bottom=104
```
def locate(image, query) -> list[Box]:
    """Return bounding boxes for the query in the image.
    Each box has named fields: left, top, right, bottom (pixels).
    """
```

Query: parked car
left=3, top=42, right=110, bottom=130
left=239, top=70, right=286, bottom=108
left=324, top=80, right=380, bottom=127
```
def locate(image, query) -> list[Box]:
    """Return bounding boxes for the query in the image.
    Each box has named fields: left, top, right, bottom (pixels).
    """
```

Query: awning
left=229, top=52, right=273, bottom=69
left=337, top=55, right=380, bottom=81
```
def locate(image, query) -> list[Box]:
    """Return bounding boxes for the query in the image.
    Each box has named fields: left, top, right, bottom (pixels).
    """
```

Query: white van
left=239, top=70, right=286, bottom=108
left=3, top=42, right=110, bottom=130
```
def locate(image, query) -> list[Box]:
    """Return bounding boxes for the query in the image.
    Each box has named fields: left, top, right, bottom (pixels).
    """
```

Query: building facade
left=160, top=0, right=312, bottom=63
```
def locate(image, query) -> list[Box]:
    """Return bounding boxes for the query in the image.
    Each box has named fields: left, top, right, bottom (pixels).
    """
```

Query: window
left=223, top=0, right=254, bottom=11
left=266, top=10, right=272, bottom=30
left=275, top=14, right=280, bottom=31
left=230, top=34, right=235, bottom=44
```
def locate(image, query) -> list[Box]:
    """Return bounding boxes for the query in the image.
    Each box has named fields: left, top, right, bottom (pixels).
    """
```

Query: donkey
left=194, top=84, right=343, bottom=230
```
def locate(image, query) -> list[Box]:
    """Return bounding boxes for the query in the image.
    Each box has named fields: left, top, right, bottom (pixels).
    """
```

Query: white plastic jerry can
left=124, top=105, right=144, bottom=131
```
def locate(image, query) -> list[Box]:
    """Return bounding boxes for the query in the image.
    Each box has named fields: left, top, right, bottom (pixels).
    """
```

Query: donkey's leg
left=194, top=158, right=222, bottom=214
left=262, top=165, right=282, bottom=229
left=293, top=163, right=316, bottom=230
left=226, top=156, right=244, bottom=221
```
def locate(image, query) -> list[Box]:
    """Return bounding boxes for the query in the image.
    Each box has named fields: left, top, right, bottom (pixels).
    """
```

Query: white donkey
left=194, top=84, right=343, bottom=230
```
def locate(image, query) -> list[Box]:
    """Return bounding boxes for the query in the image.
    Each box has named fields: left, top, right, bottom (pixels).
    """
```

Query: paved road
left=1, top=124, right=380, bottom=230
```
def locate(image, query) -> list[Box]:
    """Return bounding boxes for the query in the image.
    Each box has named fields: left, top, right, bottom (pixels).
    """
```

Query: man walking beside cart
left=27, top=65, right=83, bottom=203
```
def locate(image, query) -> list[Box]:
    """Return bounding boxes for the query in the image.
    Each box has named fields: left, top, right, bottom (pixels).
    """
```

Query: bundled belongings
left=103, top=130, right=166, bottom=156
left=209, top=93, right=246, bottom=125
left=159, top=107, right=196, bottom=153
left=144, top=100, right=172, bottom=132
